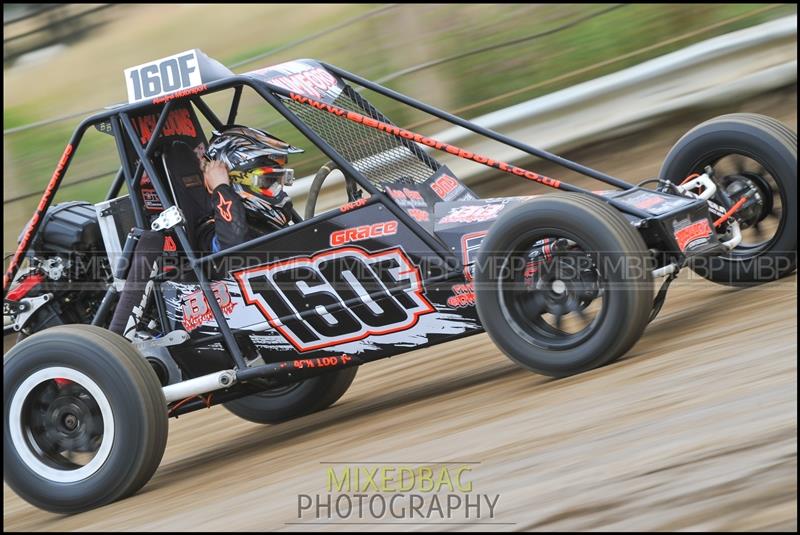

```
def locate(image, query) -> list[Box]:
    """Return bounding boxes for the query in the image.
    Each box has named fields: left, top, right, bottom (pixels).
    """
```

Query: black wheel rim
left=496, top=231, right=608, bottom=350
left=690, top=150, right=787, bottom=260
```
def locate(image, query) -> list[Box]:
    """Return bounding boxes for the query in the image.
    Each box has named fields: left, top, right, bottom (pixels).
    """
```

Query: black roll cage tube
left=7, top=66, right=645, bottom=375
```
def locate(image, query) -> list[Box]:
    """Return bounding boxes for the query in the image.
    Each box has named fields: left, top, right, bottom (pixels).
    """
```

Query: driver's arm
left=203, top=160, right=247, bottom=252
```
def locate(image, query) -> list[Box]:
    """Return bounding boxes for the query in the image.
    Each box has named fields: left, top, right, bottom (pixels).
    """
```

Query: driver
left=109, top=126, right=302, bottom=336
left=197, top=125, right=303, bottom=252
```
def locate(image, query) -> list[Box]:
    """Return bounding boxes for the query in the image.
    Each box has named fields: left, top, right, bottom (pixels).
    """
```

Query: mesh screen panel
left=282, top=86, right=440, bottom=190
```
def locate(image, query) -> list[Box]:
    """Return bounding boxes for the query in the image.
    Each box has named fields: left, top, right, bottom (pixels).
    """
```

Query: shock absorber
left=524, top=238, right=570, bottom=283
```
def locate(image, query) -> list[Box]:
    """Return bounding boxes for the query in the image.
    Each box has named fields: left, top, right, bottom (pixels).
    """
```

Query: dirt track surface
left=3, top=87, right=797, bottom=531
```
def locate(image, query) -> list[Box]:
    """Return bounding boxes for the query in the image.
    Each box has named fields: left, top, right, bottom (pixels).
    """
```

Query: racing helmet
left=205, top=125, right=303, bottom=228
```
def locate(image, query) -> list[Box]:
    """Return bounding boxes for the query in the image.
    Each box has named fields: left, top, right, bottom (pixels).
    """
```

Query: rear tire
left=3, top=325, right=168, bottom=514
left=224, top=366, right=358, bottom=424
left=659, top=113, right=797, bottom=284
left=475, top=194, right=653, bottom=377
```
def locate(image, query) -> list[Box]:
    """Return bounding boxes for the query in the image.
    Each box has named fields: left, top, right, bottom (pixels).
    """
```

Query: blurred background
left=3, top=3, right=797, bottom=255
left=3, top=4, right=798, bottom=531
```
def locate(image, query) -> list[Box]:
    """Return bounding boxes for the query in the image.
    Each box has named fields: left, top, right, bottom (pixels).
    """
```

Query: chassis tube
left=115, top=97, right=182, bottom=228
left=164, top=353, right=365, bottom=409
left=236, top=353, right=366, bottom=383
left=119, top=111, right=250, bottom=370
left=3, top=126, right=87, bottom=294
left=163, top=370, right=236, bottom=403
left=105, top=167, right=126, bottom=201
left=191, top=96, right=224, bottom=130
left=282, top=92, right=577, bottom=193
left=226, top=86, right=243, bottom=126
left=269, top=88, right=651, bottom=219
left=166, top=352, right=368, bottom=416
left=326, top=63, right=636, bottom=191
left=90, top=285, right=118, bottom=326
left=110, top=116, right=146, bottom=229
left=253, top=85, right=458, bottom=260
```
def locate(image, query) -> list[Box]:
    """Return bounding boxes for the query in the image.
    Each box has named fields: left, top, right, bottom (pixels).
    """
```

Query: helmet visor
left=231, top=167, right=295, bottom=195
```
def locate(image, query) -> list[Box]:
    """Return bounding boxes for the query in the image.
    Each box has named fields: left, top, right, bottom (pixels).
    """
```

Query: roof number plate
left=125, top=50, right=201, bottom=103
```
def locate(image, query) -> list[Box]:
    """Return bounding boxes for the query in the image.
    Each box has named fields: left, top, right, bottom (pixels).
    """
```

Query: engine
left=25, top=201, right=109, bottom=279
left=9, top=201, right=112, bottom=334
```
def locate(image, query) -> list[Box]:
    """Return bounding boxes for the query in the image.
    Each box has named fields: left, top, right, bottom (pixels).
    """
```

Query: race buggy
left=3, top=50, right=797, bottom=513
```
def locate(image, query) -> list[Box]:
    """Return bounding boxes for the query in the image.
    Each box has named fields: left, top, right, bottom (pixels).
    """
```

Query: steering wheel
left=304, top=161, right=366, bottom=219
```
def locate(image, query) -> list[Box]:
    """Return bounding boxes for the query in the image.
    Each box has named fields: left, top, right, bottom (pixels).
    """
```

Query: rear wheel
left=3, top=325, right=168, bottom=514
left=224, top=367, right=358, bottom=424
left=474, top=194, right=653, bottom=377
left=659, top=113, right=797, bottom=284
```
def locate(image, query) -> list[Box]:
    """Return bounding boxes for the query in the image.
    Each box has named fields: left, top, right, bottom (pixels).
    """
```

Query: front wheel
left=3, top=325, right=168, bottom=514
left=659, top=113, right=797, bottom=284
left=474, top=194, right=653, bottom=377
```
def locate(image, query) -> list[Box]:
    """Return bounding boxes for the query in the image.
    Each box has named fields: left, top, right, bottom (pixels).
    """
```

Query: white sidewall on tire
left=8, top=366, right=115, bottom=483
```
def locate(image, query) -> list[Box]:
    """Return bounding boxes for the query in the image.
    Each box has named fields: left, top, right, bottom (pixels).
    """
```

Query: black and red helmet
left=205, top=126, right=303, bottom=224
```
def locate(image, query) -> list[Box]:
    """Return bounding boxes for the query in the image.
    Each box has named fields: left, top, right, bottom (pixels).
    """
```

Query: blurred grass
left=3, top=3, right=796, bottom=253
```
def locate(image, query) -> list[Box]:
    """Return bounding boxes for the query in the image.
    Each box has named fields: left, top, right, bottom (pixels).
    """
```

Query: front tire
left=659, top=113, right=797, bottom=284
left=3, top=325, right=168, bottom=514
left=474, top=194, right=653, bottom=377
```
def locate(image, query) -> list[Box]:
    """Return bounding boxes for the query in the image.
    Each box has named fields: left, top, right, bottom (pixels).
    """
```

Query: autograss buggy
left=4, top=51, right=797, bottom=513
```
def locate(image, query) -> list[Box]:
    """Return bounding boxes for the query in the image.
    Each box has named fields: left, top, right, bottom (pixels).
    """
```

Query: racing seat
left=123, top=102, right=212, bottom=248
left=159, top=141, right=212, bottom=228
left=110, top=107, right=216, bottom=334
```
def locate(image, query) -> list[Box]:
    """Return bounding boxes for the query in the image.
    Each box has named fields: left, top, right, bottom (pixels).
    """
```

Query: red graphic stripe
left=4, top=144, right=74, bottom=294
left=288, top=93, right=562, bottom=189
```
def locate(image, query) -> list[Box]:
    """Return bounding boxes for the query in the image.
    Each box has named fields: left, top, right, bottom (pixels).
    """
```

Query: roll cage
left=4, top=58, right=680, bottom=384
